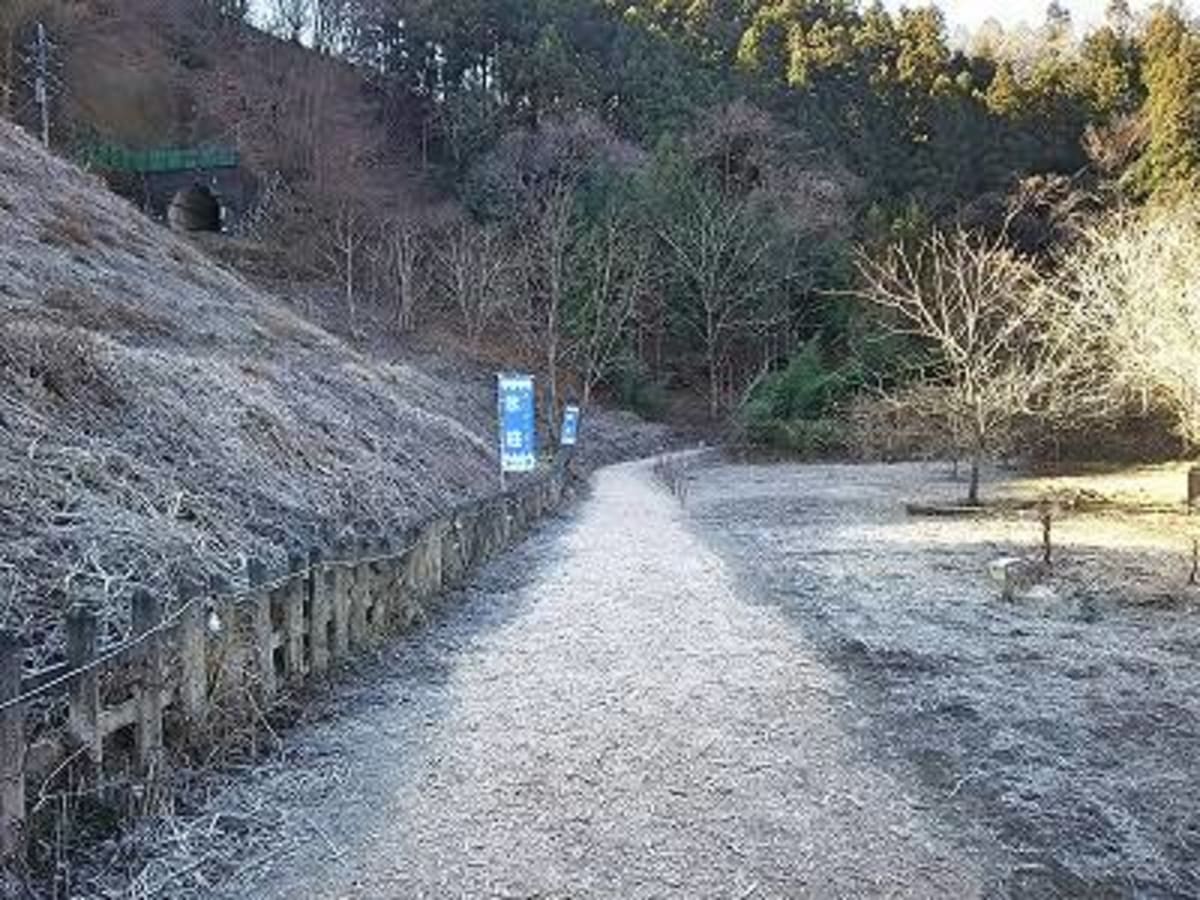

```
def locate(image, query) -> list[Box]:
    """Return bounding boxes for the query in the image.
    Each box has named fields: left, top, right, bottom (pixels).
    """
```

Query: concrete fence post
left=66, top=604, right=102, bottom=766
left=329, top=541, right=350, bottom=661
left=309, top=547, right=330, bottom=676
left=131, top=590, right=164, bottom=778
left=283, top=553, right=306, bottom=685
left=374, top=539, right=392, bottom=635
left=350, top=540, right=371, bottom=648
left=429, top=520, right=446, bottom=595
left=246, top=558, right=276, bottom=703
left=178, top=579, right=208, bottom=736
left=207, top=573, right=240, bottom=705
left=0, top=629, right=25, bottom=862
left=443, top=517, right=464, bottom=586
left=496, top=496, right=511, bottom=550
left=482, top=501, right=501, bottom=561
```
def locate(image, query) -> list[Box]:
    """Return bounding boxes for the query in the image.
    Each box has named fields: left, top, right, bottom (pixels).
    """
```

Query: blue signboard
left=560, top=404, right=580, bottom=447
left=497, top=374, right=537, bottom=473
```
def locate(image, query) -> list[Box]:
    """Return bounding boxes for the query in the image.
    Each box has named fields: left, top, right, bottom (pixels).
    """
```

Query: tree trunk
left=546, top=335, right=559, bottom=447
left=706, top=340, right=720, bottom=420
left=967, top=454, right=982, bottom=505
left=2, top=35, right=13, bottom=122
left=344, top=238, right=355, bottom=332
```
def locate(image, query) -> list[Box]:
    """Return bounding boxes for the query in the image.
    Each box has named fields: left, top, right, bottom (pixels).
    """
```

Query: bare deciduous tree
left=475, top=113, right=637, bottom=437
left=312, top=0, right=357, bottom=54
left=656, top=184, right=789, bottom=419
left=1062, top=202, right=1200, bottom=447
left=374, top=216, right=425, bottom=332
left=853, top=224, right=1084, bottom=503
left=268, top=0, right=312, bottom=43
left=436, top=223, right=513, bottom=350
left=1, top=0, right=40, bottom=122
left=323, top=201, right=371, bottom=332
left=569, top=207, right=651, bottom=409
left=513, top=176, right=575, bottom=438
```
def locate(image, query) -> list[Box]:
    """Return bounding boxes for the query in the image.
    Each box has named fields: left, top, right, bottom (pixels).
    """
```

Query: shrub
left=754, top=417, right=847, bottom=456
left=741, top=339, right=859, bottom=452
left=613, top=359, right=669, bottom=420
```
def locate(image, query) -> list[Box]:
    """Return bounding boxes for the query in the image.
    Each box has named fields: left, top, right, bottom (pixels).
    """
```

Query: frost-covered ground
left=687, top=460, right=1200, bottom=898
left=75, top=458, right=1200, bottom=898
left=94, top=460, right=981, bottom=899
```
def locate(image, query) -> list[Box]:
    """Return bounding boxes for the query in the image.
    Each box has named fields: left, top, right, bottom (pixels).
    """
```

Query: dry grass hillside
left=1, top=122, right=642, bottom=665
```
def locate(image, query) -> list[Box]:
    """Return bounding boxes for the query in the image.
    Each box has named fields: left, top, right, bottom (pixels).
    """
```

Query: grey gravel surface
left=129, top=459, right=984, bottom=899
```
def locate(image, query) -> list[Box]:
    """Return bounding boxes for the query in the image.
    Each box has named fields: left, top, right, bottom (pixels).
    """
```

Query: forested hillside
left=3, top=0, right=1199, bottom=459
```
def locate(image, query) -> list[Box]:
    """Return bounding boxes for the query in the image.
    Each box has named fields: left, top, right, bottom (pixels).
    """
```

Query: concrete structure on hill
left=81, top=143, right=248, bottom=232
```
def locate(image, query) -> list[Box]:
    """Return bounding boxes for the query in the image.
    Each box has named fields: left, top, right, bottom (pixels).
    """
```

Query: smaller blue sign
left=497, top=374, right=537, bottom=473
left=560, top=405, right=580, bottom=447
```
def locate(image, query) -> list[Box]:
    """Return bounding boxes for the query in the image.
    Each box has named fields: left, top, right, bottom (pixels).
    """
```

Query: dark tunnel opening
left=167, top=184, right=222, bottom=233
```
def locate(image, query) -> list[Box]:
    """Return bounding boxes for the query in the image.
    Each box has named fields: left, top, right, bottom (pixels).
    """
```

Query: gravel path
left=146, top=460, right=982, bottom=899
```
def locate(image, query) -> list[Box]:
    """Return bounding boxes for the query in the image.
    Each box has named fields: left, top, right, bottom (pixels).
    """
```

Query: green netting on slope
left=80, top=143, right=239, bottom=173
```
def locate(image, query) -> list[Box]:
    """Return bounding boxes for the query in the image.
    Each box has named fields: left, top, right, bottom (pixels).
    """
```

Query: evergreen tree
left=1080, top=24, right=1142, bottom=120
left=1138, top=5, right=1200, bottom=195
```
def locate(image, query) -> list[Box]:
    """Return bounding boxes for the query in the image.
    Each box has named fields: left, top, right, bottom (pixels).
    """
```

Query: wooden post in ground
left=247, top=559, right=276, bottom=703
left=206, top=573, right=237, bottom=707
left=283, top=553, right=306, bottom=684
left=178, top=579, right=208, bottom=738
left=350, top=540, right=370, bottom=649
left=132, top=590, right=164, bottom=779
left=0, top=629, right=25, bottom=862
left=308, top=547, right=330, bottom=676
left=442, top=519, right=462, bottom=587
left=66, top=605, right=102, bottom=766
left=435, top=519, right=448, bottom=591
left=371, top=539, right=390, bottom=635
left=329, top=542, right=350, bottom=662
left=393, top=533, right=416, bottom=631
left=1040, top=506, right=1053, bottom=566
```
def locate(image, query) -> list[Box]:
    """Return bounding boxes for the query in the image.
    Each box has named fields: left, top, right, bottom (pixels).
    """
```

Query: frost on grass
left=0, top=122, right=497, bottom=662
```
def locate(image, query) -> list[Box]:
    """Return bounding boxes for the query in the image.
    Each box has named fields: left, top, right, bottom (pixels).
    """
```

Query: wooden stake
left=132, top=590, right=164, bottom=779
left=1041, top=508, right=1053, bottom=566
left=66, top=605, right=101, bottom=766
left=283, top=553, right=306, bottom=684
left=309, top=547, right=330, bottom=676
left=178, top=579, right=208, bottom=736
left=0, top=629, right=25, bottom=862
left=247, top=558, right=276, bottom=702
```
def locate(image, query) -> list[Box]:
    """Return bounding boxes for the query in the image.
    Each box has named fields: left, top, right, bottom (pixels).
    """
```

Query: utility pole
left=17, top=21, right=59, bottom=148
left=34, top=21, right=48, bottom=146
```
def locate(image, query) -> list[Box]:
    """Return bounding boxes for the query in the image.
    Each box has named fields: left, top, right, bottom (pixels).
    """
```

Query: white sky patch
left=883, top=0, right=1167, bottom=35
left=248, top=0, right=1187, bottom=44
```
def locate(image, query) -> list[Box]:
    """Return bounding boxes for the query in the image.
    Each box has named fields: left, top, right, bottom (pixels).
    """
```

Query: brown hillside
left=0, top=121, right=496, bottom=661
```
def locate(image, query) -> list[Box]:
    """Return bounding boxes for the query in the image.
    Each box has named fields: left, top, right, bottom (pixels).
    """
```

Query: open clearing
left=688, top=460, right=1200, bottom=898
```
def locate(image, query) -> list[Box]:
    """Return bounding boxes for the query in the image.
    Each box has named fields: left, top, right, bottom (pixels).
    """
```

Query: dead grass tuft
left=43, top=287, right=174, bottom=340
left=1, top=324, right=123, bottom=411
left=38, top=214, right=95, bottom=249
